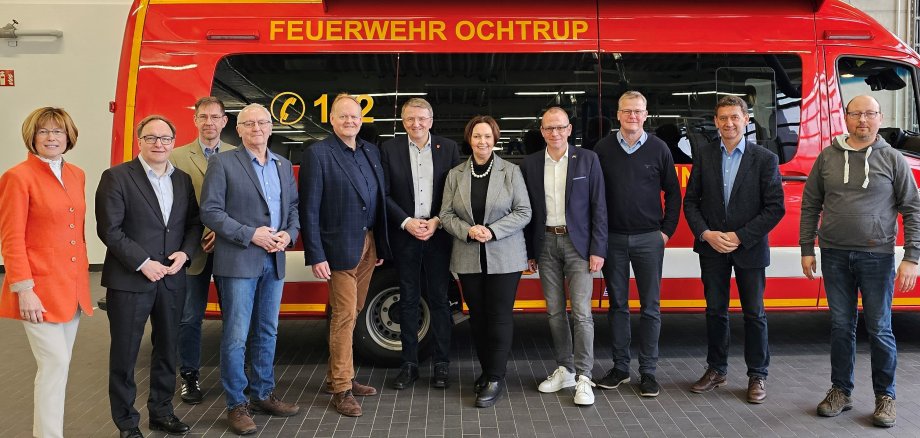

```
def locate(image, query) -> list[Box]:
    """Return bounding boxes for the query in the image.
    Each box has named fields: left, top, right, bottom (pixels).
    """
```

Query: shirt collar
left=198, top=139, right=221, bottom=154
left=544, top=145, right=569, bottom=163
left=245, top=147, right=278, bottom=164
left=35, top=154, right=63, bottom=166
left=617, top=130, right=648, bottom=147
left=138, top=154, right=175, bottom=177
left=408, top=134, right=431, bottom=151
left=720, top=137, right=747, bottom=155
left=334, top=134, right=365, bottom=153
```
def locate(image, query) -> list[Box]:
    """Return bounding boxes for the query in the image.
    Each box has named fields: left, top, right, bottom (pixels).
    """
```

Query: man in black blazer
left=683, top=96, right=785, bottom=404
left=381, top=98, right=460, bottom=390
left=521, top=107, right=607, bottom=406
left=96, top=115, right=202, bottom=438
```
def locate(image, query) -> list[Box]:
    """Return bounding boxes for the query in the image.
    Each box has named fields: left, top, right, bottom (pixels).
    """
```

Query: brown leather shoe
left=324, top=379, right=378, bottom=396
left=689, top=368, right=726, bottom=394
left=227, top=403, right=257, bottom=435
left=251, top=392, right=300, bottom=417
left=332, top=390, right=362, bottom=417
left=747, top=376, right=766, bottom=403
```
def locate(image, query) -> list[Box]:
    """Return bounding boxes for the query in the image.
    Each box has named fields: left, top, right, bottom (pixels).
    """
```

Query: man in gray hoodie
left=800, top=94, right=920, bottom=428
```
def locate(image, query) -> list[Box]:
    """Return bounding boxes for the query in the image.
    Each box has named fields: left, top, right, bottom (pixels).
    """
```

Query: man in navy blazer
left=683, top=96, right=785, bottom=404
left=520, top=107, right=607, bottom=406
left=381, top=98, right=461, bottom=390
left=96, top=115, right=201, bottom=437
left=300, top=94, right=391, bottom=418
left=200, top=104, right=301, bottom=435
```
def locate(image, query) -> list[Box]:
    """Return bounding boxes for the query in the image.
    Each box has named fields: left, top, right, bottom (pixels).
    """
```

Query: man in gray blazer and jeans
left=200, top=103, right=300, bottom=435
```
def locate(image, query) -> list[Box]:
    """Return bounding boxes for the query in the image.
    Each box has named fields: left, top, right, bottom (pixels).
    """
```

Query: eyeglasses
left=196, top=114, right=225, bottom=122
left=403, top=116, right=432, bottom=124
left=618, top=109, right=648, bottom=117
left=239, top=120, right=272, bottom=128
left=540, top=125, right=570, bottom=133
left=846, top=111, right=880, bottom=120
left=140, top=135, right=175, bottom=145
left=36, top=129, right=66, bottom=137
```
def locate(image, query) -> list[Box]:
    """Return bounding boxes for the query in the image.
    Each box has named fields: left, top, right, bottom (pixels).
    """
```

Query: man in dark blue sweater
left=594, top=91, right=682, bottom=398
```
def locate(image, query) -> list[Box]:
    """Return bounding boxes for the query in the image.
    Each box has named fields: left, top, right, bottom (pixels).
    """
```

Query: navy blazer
left=381, top=134, right=461, bottom=250
left=96, top=158, right=202, bottom=292
left=299, top=135, right=391, bottom=271
left=683, top=140, right=785, bottom=268
left=520, top=146, right=608, bottom=261
left=199, top=147, right=299, bottom=279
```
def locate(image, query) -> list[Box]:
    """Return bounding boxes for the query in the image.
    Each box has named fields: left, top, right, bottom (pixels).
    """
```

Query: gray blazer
left=439, top=155, right=531, bottom=274
left=200, top=147, right=299, bottom=279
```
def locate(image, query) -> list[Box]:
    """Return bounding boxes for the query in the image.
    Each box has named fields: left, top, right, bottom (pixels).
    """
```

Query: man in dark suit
left=521, top=107, right=607, bottom=406
left=300, top=93, right=391, bottom=417
left=683, top=95, right=785, bottom=404
left=96, top=115, right=202, bottom=438
left=381, top=98, right=460, bottom=390
left=200, top=104, right=301, bottom=435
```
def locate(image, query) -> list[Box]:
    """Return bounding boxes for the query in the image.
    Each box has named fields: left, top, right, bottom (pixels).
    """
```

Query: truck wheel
left=354, top=268, right=432, bottom=367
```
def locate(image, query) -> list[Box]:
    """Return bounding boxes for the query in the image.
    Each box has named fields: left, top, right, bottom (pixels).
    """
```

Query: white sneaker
left=538, top=366, right=576, bottom=393
left=574, top=375, right=596, bottom=406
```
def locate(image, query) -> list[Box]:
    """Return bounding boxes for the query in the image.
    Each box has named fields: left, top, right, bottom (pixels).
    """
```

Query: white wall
left=0, top=0, right=132, bottom=264
left=845, top=0, right=913, bottom=46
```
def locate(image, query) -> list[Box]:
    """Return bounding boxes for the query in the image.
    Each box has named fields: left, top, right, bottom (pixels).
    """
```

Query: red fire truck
left=111, top=0, right=920, bottom=365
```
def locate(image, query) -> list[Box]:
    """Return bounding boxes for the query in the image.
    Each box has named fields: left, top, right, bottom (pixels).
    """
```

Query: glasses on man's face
left=36, top=129, right=66, bottom=137
left=846, top=111, right=880, bottom=120
left=196, top=114, right=225, bottom=122
left=239, top=120, right=272, bottom=129
left=403, top=116, right=432, bottom=124
left=140, top=135, right=175, bottom=145
left=618, top=109, right=647, bottom=117
left=540, top=125, right=570, bottom=133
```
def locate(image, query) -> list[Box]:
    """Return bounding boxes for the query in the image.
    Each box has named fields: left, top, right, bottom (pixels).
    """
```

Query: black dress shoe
left=473, top=374, right=487, bottom=394
left=475, top=380, right=504, bottom=408
left=392, top=363, right=419, bottom=389
left=149, top=414, right=190, bottom=434
left=119, top=427, right=143, bottom=438
left=431, top=363, right=450, bottom=389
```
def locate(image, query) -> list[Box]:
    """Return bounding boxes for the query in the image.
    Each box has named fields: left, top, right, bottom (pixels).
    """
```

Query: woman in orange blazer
left=0, top=107, right=92, bottom=438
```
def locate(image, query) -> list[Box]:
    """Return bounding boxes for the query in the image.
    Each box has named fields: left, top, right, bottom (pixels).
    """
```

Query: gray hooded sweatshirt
left=800, top=134, right=920, bottom=262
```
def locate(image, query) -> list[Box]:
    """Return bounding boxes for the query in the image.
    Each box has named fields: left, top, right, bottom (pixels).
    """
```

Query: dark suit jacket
left=95, top=158, right=202, bottom=292
left=200, top=147, right=299, bottom=279
left=683, top=140, right=785, bottom=268
left=520, top=146, right=608, bottom=261
left=381, top=134, right=460, bottom=250
left=300, top=135, right=391, bottom=271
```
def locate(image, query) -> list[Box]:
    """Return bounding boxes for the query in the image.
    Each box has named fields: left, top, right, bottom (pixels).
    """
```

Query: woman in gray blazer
left=439, top=115, right=531, bottom=408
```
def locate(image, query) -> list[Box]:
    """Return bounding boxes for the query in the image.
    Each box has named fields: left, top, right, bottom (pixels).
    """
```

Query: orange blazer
left=0, top=154, right=92, bottom=322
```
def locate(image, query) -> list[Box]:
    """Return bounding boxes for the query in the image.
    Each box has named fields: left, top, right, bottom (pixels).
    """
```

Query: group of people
left=1, top=90, right=916, bottom=437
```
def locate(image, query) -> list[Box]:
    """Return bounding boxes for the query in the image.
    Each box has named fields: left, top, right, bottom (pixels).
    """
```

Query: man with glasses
left=521, top=106, right=607, bottom=406
left=96, top=115, right=202, bottom=437
left=381, top=98, right=460, bottom=390
left=683, top=95, right=784, bottom=404
left=170, top=96, right=236, bottom=405
left=594, top=91, right=681, bottom=398
left=200, top=103, right=301, bottom=435
left=801, top=95, right=920, bottom=427
left=300, top=94, right=390, bottom=417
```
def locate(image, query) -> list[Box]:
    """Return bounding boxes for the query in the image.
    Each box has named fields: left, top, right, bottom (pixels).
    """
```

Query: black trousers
left=393, top=235, right=453, bottom=365
left=458, top=271, right=521, bottom=381
left=107, top=282, right=184, bottom=430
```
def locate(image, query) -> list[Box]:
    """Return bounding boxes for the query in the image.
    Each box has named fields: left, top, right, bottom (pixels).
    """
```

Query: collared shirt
left=617, top=130, right=648, bottom=155
left=198, top=139, right=222, bottom=160
left=246, top=148, right=282, bottom=231
left=544, top=146, right=568, bottom=226
left=409, top=134, right=434, bottom=219
left=720, top=138, right=747, bottom=212
left=336, top=136, right=378, bottom=229
left=36, top=154, right=64, bottom=187
left=138, top=155, right=175, bottom=224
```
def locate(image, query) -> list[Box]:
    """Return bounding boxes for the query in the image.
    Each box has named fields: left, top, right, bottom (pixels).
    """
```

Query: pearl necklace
left=470, top=158, right=493, bottom=178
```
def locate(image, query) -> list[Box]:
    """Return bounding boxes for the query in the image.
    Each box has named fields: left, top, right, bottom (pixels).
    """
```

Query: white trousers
left=22, top=309, right=81, bottom=438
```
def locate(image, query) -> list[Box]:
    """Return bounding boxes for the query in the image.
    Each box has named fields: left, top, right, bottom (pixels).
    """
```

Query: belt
left=545, top=225, right=568, bottom=235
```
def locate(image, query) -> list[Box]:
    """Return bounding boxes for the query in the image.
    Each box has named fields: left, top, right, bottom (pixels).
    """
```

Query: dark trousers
left=393, top=235, right=453, bottom=365
left=178, top=252, right=215, bottom=373
left=107, top=282, right=184, bottom=430
left=458, top=271, right=521, bottom=381
left=699, top=254, right=769, bottom=377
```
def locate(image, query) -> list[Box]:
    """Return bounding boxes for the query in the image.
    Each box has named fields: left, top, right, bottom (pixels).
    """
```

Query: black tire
left=354, top=267, right=433, bottom=367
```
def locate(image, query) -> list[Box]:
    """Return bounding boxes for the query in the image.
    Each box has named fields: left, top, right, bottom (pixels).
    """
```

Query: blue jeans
left=821, top=248, right=897, bottom=398
left=216, top=254, right=284, bottom=409
left=178, top=253, right=214, bottom=373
